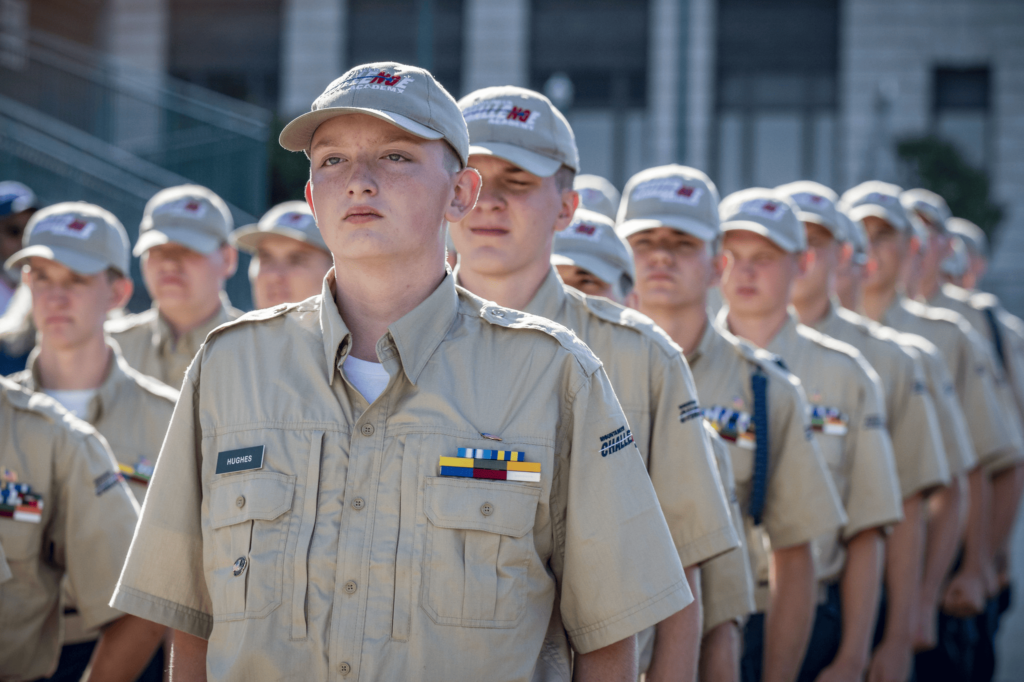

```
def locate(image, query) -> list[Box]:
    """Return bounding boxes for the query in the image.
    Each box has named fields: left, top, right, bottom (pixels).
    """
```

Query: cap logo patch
left=631, top=178, right=704, bottom=206
left=34, top=214, right=97, bottom=239
left=280, top=212, right=315, bottom=229
left=462, top=100, right=542, bottom=131
left=863, top=192, right=893, bottom=207
left=154, top=198, right=208, bottom=220
left=563, top=222, right=602, bottom=242
left=324, top=68, right=414, bottom=100
left=792, top=192, right=826, bottom=207
left=740, top=199, right=787, bottom=222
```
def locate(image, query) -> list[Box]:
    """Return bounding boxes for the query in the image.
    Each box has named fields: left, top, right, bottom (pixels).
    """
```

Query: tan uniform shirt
left=688, top=321, right=845, bottom=608
left=883, top=296, right=1022, bottom=471
left=10, top=342, right=178, bottom=503
left=112, top=272, right=692, bottom=682
left=105, top=292, right=241, bottom=389
left=813, top=304, right=950, bottom=498
left=721, top=311, right=903, bottom=584
left=0, top=376, right=138, bottom=681
left=520, top=269, right=739, bottom=568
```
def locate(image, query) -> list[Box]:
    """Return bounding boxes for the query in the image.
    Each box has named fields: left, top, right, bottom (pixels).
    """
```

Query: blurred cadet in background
left=573, top=173, right=620, bottom=220
left=5, top=201, right=174, bottom=679
left=0, top=181, right=40, bottom=374
left=106, top=184, right=240, bottom=388
left=948, top=218, right=989, bottom=292
left=551, top=208, right=635, bottom=303
left=231, top=201, right=333, bottom=309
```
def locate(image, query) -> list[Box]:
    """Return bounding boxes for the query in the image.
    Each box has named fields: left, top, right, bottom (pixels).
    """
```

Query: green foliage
left=268, top=115, right=310, bottom=206
left=896, top=136, right=1003, bottom=238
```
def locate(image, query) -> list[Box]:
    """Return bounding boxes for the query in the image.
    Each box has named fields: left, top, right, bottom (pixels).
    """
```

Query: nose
left=346, top=160, right=378, bottom=198
left=473, top=180, right=505, bottom=213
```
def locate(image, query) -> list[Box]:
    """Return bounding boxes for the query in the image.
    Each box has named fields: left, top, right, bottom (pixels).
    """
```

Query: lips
left=468, top=226, right=510, bottom=236
left=343, top=206, right=383, bottom=223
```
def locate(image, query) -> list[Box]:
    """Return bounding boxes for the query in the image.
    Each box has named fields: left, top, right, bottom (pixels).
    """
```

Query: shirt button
left=232, top=556, right=247, bottom=576
left=235, top=496, right=245, bottom=508
left=351, top=497, right=365, bottom=510
left=480, top=502, right=494, bottom=516
left=338, top=662, right=352, bottom=676
left=343, top=580, right=357, bottom=595
left=360, top=423, right=375, bottom=437
left=493, top=309, right=505, bottom=318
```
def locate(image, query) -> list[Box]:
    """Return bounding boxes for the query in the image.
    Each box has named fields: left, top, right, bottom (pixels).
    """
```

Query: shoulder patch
left=478, top=302, right=603, bottom=376
left=579, top=292, right=683, bottom=356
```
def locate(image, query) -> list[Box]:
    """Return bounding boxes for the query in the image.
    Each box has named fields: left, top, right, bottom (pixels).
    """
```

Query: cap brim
left=551, top=252, right=626, bottom=290
left=230, top=224, right=329, bottom=254
left=5, top=244, right=111, bottom=275
left=795, top=211, right=841, bottom=239
left=133, top=226, right=222, bottom=256
left=616, top=215, right=719, bottom=243
left=720, top=221, right=802, bottom=253
left=847, top=205, right=910, bottom=233
left=468, top=142, right=563, bottom=178
left=280, top=107, right=444, bottom=153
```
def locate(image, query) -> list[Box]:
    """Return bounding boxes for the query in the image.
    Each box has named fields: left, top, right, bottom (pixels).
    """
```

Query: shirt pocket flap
left=423, top=478, right=540, bottom=538
left=209, top=472, right=297, bottom=530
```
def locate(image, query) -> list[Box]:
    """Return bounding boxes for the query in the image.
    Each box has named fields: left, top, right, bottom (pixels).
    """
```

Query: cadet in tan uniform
left=450, top=86, right=739, bottom=682
left=0, top=181, right=39, bottom=374
left=3, top=201, right=177, bottom=679
left=0, top=376, right=160, bottom=681
left=947, top=217, right=989, bottom=291
left=105, top=184, right=241, bottom=388
left=779, top=182, right=951, bottom=682
left=231, top=201, right=334, bottom=309
left=832, top=207, right=978, bottom=655
left=550, top=207, right=756, bottom=680
left=573, top=174, right=620, bottom=220
left=716, top=188, right=904, bottom=682
left=113, top=62, right=692, bottom=682
left=617, top=165, right=845, bottom=682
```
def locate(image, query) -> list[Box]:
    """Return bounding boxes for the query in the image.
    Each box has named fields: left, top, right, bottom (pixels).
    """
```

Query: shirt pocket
left=208, top=471, right=296, bottom=621
left=421, top=476, right=540, bottom=628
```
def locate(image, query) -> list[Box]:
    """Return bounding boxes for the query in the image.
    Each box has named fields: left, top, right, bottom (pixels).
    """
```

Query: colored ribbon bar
left=456, top=448, right=525, bottom=461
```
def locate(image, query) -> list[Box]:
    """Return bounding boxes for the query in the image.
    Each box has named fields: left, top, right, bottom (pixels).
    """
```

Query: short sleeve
left=55, top=425, right=139, bottom=631
left=841, top=365, right=903, bottom=540
left=886, top=352, right=950, bottom=498
left=763, top=375, right=846, bottom=548
left=646, top=352, right=738, bottom=567
left=111, top=360, right=212, bottom=638
left=556, top=367, right=692, bottom=654
left=959, top=331, right=1018, bottom=467
left=915, top=345, right=977, bottom=476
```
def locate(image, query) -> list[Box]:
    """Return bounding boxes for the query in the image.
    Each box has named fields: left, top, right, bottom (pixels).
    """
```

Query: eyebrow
left=311, top=129, right=424, bottom=152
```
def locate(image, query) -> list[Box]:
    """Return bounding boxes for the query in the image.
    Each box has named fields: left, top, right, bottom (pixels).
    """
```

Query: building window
left=713, top=0, right=839, bottom=195
left=348, top=0, right=463, bottom=98
left=933, top=67, right=990, bottom=170
left=530, top=0, right=648, bottom=186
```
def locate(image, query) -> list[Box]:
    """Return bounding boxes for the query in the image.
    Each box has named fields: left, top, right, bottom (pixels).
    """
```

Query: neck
left=456, top=258, right=551, bottom=312
left=333, top=257, right=446, bottom=361
left=36, top=334, right=111, bottom=390
left=160, top=294, right=223, bottom=340
left=918, top=270, right=940, bottom=301
left=791, top=289, right=832, bottom=327
left=640, top=299, right=708, bottom=355
left=860, top=283, right=898, bottom=323
left=724, top=305, right=789, bottom=350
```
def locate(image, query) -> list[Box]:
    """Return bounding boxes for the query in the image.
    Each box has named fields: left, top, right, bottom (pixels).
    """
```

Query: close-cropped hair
left=554, top=165, right=575, bottom=192
left=106, top=267, right=127, bottom=283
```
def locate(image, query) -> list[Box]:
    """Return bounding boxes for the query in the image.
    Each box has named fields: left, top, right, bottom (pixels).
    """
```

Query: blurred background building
left=2, top=0, right=1023, bottom=318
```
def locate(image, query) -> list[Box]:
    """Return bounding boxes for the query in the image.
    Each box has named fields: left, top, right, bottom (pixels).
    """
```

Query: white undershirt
left=342, top=355, right=390, bottom=403
left=43, top=388, right=97, bottom=418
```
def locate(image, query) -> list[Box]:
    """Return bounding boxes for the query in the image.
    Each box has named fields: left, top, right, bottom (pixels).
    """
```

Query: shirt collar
left=153, top=292, right=235, bottom=354
left=319, top=268, right=460, bottom=386
left=808, top=298, right=842, bottom=334
left=24, top=340, right=133, bottom=424
left=685, top=317, right=717, bottom=366
left=764, top=311, right=802, bottom=356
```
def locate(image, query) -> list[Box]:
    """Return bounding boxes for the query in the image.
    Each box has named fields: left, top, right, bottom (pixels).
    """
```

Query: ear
left=110, top=276, right=134, bottom=311
left=305, top=181, right=316, bottom=220
left=20, top=267, right=30, bottom=287
left=221, top=244, right=239, bottom=279
left=553, top=190, right=580, bottom=233
left=445, top=167, right=482, bottom=224
left=797, top=249, right=814, bottom=276
left=838, top=242, right=853, bottom=267
left=709, top=249, right=726, bottom=287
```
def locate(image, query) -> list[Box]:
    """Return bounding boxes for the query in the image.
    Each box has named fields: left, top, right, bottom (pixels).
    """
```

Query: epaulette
left=969, top=291, right=1000, bottom=311
left=577, top=291, right=683, bottom=357
left=120, top=360, right=180, bottom=403
left=478, top=302, right=603, bottom=377
left=204, top=300, right=310, bottom=343
left=2, top=375, right=65, bottom=424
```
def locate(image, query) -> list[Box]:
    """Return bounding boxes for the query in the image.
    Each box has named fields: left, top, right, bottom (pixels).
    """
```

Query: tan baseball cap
left=941, top=236, right=969, bottom=278
left=775, top=181, right=842, bottom=239
left=134, top=185, right=233, bottom=257
left=901, top=188, right=951, bottom=235
left=552, top=209, right=635, bottom=295
left=231, top=201, right=328, bottom=254
left=5, top=201, right=130, bottom=276
left=839, top=181, right=913, bottom=234
left=616, top=165, right=721, bottom=243
left=837, top=210, right=869, bottom=265
left=279, top=62, right=469, bottom=166
left=459, top=86, right=579, bottom=177
left=574, top=175, right=620, bottom=220
left=719, top=188, right=805, bottom=253
left=947, top=217, right=988, bottom=258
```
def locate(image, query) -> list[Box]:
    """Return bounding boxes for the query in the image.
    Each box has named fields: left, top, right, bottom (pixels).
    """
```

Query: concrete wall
left=279, top=0, right=346, bottom=116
